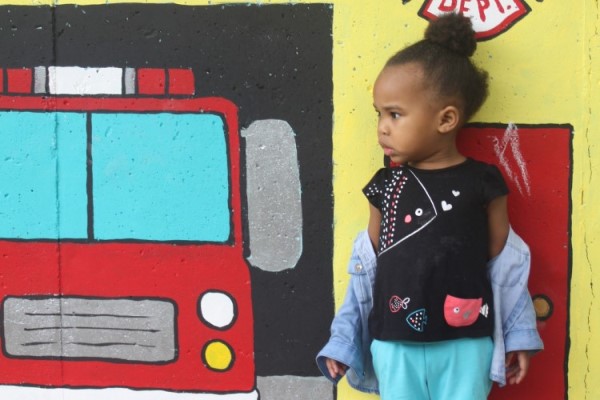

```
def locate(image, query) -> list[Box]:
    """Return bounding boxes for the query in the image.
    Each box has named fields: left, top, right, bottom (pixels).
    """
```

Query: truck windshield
left=0, top=111, right=231, bottom=242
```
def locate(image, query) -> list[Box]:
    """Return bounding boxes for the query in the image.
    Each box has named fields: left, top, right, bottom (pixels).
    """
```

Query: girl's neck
left=407, top=144, right=466, bottom=170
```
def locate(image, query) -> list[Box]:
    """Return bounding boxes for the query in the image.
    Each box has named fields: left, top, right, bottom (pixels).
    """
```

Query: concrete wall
left=0, top=1, right=597, bottom=400
left=332, top=2, right=598, bottom=399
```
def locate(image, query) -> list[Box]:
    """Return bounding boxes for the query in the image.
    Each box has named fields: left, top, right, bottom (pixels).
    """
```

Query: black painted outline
left=86, top=112, right=95, bottom=240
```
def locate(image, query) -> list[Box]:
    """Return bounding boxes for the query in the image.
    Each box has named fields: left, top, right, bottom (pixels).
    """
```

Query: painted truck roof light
left=199, top=291, right=237, bottom=330
left=6, top=68, right=33, bottom=94
left=2, top=67, right=195, bottom=96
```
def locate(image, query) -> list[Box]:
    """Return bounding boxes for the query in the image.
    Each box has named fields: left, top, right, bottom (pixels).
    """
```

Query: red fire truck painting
left=0, top=66, right=260, bottom=399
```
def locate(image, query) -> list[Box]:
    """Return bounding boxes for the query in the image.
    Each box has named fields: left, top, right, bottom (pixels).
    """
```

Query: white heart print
left=441, top=201, right=453, bottom=211
left=452, top=190, right=460, bottom=197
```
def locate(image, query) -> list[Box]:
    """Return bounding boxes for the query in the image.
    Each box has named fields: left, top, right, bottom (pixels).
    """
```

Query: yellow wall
left=1, top=0, right=597, bottom=398
left=331, top=1, right=599, bottom=399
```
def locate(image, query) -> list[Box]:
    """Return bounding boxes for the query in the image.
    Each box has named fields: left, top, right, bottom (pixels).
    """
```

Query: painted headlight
left=198, top=290, right=237, bottom=330
left=202, top=339, right=234, bottom=372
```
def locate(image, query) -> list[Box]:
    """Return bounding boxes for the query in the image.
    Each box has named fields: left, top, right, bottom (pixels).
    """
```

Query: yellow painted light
left=203, top=340, right=234, bottom=372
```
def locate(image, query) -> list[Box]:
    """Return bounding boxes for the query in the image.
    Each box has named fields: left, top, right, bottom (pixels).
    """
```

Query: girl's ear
left=437, top=105, right=461, bottom=134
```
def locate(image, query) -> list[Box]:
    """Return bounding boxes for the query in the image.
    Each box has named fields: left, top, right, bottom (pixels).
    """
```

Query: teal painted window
left=0, top=111, right=231, bottom=242
left=92, top=113, right=231, bottom=242
left=0, top=111, right=88, bottom=239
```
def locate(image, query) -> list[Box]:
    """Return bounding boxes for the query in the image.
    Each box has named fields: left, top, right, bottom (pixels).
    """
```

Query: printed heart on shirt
left=441, top=201, right=453, bottom=211
left=452, top=190, right=460, bottom=197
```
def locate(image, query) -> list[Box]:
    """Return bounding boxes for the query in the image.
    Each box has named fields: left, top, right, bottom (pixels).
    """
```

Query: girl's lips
left=382, top=146, right=393, bottom=156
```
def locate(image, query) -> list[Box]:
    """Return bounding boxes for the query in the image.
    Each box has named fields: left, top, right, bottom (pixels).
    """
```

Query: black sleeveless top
left=363, top=158, right=508, bottom=342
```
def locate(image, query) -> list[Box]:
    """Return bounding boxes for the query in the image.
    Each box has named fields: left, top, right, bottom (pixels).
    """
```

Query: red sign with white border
left=419, top=0, right=531, bottom=40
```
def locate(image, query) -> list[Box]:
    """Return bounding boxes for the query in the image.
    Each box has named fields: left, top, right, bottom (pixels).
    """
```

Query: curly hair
left=385, top=13, right=489, bottom=122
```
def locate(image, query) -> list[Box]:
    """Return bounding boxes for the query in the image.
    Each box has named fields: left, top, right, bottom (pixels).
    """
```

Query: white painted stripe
left=48, top=66, right=123, bottom=95
left=0, top=386, right=258, bottom=400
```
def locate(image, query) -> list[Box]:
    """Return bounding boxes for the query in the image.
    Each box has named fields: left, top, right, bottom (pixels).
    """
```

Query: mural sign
left=419, top=0, right=531, bottom=40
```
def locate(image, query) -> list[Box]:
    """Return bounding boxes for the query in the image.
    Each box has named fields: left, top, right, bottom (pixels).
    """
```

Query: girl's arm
left=505, top=351, right=531, bottom=385
left=489, top=195, right=533, bottom=384
left=367, top=204, right=381, bottom=252
left=487, top=195, right=510, bottom=259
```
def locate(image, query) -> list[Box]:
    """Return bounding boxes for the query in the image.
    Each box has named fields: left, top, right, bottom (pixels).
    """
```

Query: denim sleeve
left=488, top=228, right=543, bottom=386
left=316, top=267, right=364, bottom=383
left=504, top=289, right=544, bottom=353
left=492, top=232, right=544, bottom=353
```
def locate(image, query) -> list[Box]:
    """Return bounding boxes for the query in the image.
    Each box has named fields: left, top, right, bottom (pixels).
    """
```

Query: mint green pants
left=371, top=337, right=493, bottom=400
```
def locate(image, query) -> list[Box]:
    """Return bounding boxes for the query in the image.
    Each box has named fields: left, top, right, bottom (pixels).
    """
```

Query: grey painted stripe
left=124, top=67, right=136, bottom=94
left=33, top=66, right=47, bottom=94
left=242, top=119, right=303, bottom=272
left=257, top=376, right=333, bottom=400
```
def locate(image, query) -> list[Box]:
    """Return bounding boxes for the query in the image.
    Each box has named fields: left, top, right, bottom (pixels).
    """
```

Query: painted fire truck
left=0, top=66, right=301, bottom=399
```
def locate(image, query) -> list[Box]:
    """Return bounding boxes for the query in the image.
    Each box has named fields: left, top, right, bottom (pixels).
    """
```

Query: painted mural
left=330, top=2, right=597, bottom=400
left=0, top=1, right=598, bottom=400
left=0, top=3, right=333, bottom=399
left=458, top=123, right=571, bottom=399
left=0, top=70, right=257, bottom=398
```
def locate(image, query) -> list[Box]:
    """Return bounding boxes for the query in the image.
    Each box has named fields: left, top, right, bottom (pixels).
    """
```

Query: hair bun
left=424, top=13, right=477, bottom=57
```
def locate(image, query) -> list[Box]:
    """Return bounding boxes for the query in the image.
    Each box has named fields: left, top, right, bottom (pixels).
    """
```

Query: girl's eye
left=391, top=112, right=401, bottom=119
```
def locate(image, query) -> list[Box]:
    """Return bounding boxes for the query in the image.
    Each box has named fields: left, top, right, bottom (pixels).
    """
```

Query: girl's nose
left=378, top=121, right=389, bottom=136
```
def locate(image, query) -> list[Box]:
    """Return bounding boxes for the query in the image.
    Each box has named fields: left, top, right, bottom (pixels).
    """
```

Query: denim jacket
left=316, top=227, right=543, bottom=393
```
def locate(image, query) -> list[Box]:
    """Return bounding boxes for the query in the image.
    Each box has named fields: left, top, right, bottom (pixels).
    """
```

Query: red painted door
left=458, top=124, right=571, bottom=399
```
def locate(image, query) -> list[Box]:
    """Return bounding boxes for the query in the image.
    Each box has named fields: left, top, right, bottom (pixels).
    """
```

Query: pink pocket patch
left=444, top=295, right=482, bottom=327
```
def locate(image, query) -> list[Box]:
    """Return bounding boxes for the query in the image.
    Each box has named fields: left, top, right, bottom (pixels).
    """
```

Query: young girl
left=318, top=13, right=541, bottom=400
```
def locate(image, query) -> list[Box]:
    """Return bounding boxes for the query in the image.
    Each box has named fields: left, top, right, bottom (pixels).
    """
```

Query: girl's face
left=373, top=63, right=449, bottom=168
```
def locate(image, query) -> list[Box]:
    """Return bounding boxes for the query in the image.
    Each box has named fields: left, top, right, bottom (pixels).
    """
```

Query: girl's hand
left=325, top=358, right=348, bottom=379
left=505, top=351, right=531, bottom=384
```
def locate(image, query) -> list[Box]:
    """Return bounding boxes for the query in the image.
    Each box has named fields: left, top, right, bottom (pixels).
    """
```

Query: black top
left=363, top=158, right=508, bottom=342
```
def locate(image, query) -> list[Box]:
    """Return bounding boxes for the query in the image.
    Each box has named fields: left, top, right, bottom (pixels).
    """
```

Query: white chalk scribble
left=492, top=123, right=531, bottom=197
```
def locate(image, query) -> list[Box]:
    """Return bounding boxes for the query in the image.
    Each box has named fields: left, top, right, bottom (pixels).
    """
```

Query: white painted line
left=0, top=386, right=258, bottom=400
